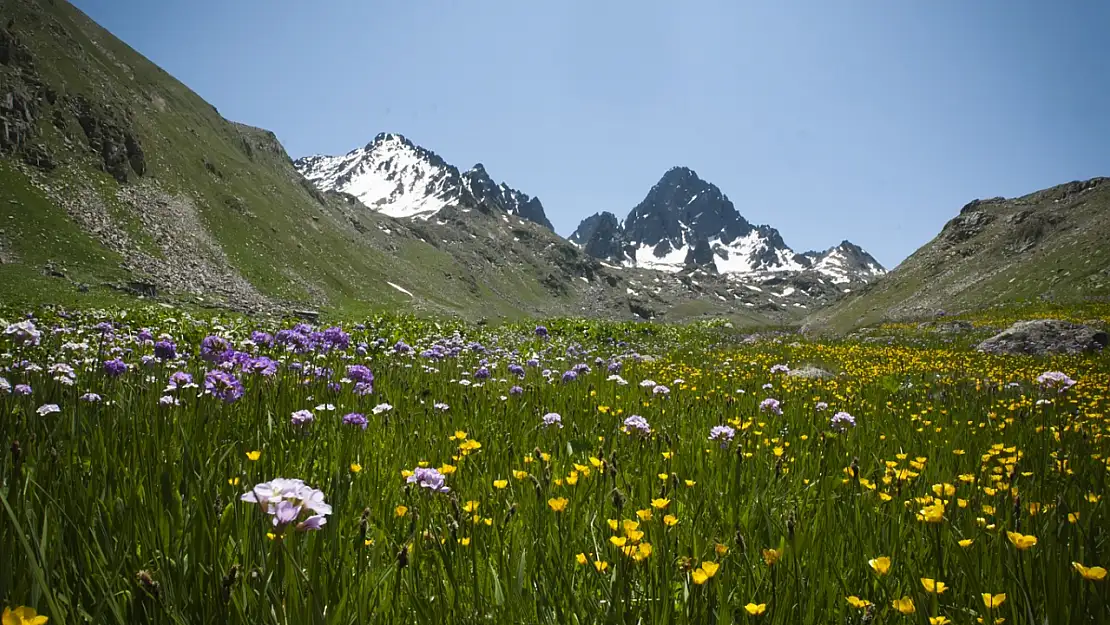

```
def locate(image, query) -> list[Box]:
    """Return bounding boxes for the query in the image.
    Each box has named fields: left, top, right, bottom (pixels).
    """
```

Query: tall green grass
left=0, top=309, right=1107, bottom=624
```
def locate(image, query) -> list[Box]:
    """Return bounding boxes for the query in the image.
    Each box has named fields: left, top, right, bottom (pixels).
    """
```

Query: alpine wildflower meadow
left=0, top=308, right=1107, bottom=624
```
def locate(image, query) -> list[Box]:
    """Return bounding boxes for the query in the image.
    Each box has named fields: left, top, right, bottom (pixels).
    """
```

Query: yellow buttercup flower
left=651, top=498, right=670, bottom=509
left=594, top=560, right=609, bottom=572
left=663, top=514, right=678, bottom=527
left=245, top=450, right=261, bottom=461
left=1072, top=562, right=1107, bottom=581
left=929, top=617, right=952, bottom=625
left=846, top=596, right=872, bottom=609
left=868, top=556, right=891, bottom=575
left=395, top=505, right=408, bottom=517
left=692, top=569, right=709, bottom=585
left=463, top=501, right=479, bottom=513
left=548, top=497, right=568, bottom=512
left=349, top=463, right=362, bottom=473
left=743, top=603, right=766, bottom=616
left=513, top=470, right=528, bottom=480
left=699, top=561, right=720, bottom=578
left=918, top=500, right=945, bottom=523
left=2, top=606, right=49, bottom=625
left=920, top=578, right=947, bottom=594
left=892, top=596, right=915, bottom=614
left=958, top=538, right=975, bottom=548
left=1006, top=531, right=1037, bottom=550
left=493, top=479, right=508, bottom=489
left=609, top=536, right=627, bottom=547
left=762, top=548, right=781, bottom=566
left=576, top=553, right=588, bottom=565
left=982, top=593, right=1006, bottom=609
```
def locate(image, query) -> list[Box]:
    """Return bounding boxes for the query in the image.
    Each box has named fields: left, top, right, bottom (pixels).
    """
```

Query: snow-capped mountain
left=570, top=166, right=885, bottom=284
left=294, top=133, right=554, bottom=229
left=801, top=241, right=886, bottom=284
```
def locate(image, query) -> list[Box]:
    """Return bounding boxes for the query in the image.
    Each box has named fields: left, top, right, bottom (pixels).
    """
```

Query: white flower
left=372, top=403, right=393, bottom=414
left=607, top=374, right=628, bottom=385
left=314, top=403, right=336, bottom=412
left=36, top=403, right=61, bottom=416
left=639, top=379, right=657, bottom=388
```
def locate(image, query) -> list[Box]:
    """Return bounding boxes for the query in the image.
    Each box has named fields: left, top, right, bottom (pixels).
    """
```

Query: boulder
left=788, top=366, right=834, bottom=380
left=976, top=319, right=1107, bottom=356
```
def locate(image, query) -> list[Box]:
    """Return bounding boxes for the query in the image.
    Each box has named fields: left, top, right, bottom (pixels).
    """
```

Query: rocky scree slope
left=804, top=177, right=1110, bottom=333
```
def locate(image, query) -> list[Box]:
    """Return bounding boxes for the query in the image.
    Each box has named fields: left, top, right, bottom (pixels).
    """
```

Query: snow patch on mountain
left=294, top=134, right=553, bottom=229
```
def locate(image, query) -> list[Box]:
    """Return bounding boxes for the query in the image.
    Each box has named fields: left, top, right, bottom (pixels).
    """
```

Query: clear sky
left=70, top=0, right=1109, bottom=268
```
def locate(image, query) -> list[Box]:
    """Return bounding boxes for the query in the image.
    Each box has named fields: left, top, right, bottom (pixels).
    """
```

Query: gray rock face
left=787, top=366, right=834, bottom=380
left=976, top=319, right=1108, bottom=356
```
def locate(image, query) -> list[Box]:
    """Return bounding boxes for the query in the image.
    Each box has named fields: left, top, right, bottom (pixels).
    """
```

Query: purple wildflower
left=241, top=478, right=331, bottom=532
left=346, top=364, right=374, bottom=386
left=200, top=335, right=232, bottom=363
left=760, top=398, right=783, bottom=415
left=342, top=413, right=368, bottom=429
left=103, top=358, right=129, bottom=377
left=4, top=320, right=42, bottom=346
left=14, top=384, right=32, bottom=396
left=815, top=401, right=829, bottom=411
left=534, top=325, right=549, bottom=338
left=166, top=371, right=194, bottom=391
left=36, top=403, right=61, bottom=416
left=508, top=363, right=526, bottom=378
left=708, top=425, right=735, bottom=447
left=79, top=392, right=102, bottom=403
left=509, top=385, right=524, bottom=395
left=561, top=370, right=577, bottom=383
left=542, top=412, right=563, bottom=429
left=652, top=385, right=670, bottom=395
left=242, top=356, right=278, bottom=377
left=1036, top=371, right=1076, bottom=392
left=291, top=409, right=315, bottom=426
left=830, top=411, right=856, bottom=431
left=474, top=366, right=491, bottom=380
left=770, top=363, right=790, bottom=374
left=204, top=370, right=245, bottom=403
left=407, top=467, right=450, bottom=493
left=623, top=415, right=651, bottom=436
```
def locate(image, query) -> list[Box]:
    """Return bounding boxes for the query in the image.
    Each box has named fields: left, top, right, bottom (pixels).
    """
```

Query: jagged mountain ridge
left=570, top=166, right=885, bottom=285
left=294, top=134, right=554, bottom=230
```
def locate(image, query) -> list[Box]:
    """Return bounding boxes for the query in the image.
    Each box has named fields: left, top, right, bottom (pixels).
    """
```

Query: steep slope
left=570, top=166, right=885, bottom=284
left=294, top=137, right=555, bottom=230
left=805, top=177, right=1110, bottom=332
left=0, top=0, right=616, bottom=320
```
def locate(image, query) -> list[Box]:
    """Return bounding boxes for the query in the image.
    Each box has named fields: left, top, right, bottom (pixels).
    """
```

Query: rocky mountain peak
left=571, top=167, right=885, bottom=284
left=295, top=136, right=553, bottom=229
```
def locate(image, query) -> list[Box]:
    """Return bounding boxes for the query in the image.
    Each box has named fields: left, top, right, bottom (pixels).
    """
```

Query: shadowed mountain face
left=569, top=166, right=885, bottom=284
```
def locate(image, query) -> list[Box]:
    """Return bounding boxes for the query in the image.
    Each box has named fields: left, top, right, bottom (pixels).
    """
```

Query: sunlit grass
left=0, top=308, right=1107, bottom=623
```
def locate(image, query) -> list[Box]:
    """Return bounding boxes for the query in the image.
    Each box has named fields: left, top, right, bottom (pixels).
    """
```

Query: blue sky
left=71, top=0, right=1109, bottom=268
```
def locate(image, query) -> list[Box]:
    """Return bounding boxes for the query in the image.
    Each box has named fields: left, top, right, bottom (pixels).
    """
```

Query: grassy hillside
left=0, top=0, right=833, bottom=327
left=805, top=177, right=1110, bottom=333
